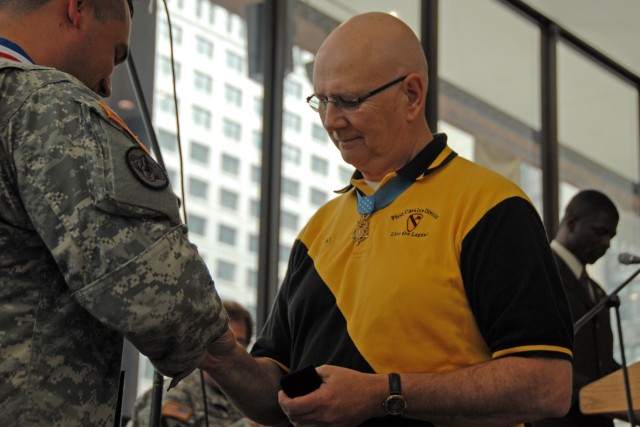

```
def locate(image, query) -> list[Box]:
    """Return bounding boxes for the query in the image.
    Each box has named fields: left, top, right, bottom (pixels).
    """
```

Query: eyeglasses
left=306, top=75, right=408, bottom=114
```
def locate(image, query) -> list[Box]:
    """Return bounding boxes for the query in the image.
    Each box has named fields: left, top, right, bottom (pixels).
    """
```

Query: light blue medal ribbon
left=352, top=176, right=414, bottom=244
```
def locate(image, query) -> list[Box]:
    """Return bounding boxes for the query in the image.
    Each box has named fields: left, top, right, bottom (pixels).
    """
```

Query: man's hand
left=198, top=328, right=289, bottom=426
left=277, top=365, right=386, bottom=427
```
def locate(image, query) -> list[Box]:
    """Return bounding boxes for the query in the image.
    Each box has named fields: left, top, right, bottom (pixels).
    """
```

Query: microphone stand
left=573, top=265, right=640, bottom=426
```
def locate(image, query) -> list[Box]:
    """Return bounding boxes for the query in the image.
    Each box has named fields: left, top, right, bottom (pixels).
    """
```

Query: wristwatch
left=382, top=373, right=407, bottom=416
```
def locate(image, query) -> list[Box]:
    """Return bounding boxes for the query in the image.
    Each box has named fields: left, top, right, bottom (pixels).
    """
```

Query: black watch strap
left=389, top=373, right=402, bottom=395
left=383, top=373, right=407, bottom=416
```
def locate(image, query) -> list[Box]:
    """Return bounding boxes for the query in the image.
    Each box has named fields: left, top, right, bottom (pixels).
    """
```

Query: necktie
left=580, top=268, right=597, bottom=304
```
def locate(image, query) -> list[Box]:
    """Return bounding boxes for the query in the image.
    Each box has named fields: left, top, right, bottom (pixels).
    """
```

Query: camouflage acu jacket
left=0, top=62, right=228, bottom=426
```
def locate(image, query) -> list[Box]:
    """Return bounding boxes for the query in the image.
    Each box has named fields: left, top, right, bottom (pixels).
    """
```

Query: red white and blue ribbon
left=0, top=38, right=34, bottom=64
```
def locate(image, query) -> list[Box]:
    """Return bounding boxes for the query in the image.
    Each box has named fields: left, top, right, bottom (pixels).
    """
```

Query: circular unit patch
left=125, top=147, right=169, bottom=190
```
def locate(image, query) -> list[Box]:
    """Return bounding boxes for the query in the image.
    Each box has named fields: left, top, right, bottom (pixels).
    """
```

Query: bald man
left=201, top=12, right=573, bottom=427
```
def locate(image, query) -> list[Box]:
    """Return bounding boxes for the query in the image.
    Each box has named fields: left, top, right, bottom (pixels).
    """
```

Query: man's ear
left=565, top=216, right=578, bottom=233
left=67, top=0, right=87, bottom=28
left=404, top=74, right=426, bottom=122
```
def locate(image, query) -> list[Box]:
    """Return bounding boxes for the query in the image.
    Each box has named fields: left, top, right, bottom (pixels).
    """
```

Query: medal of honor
left=352, top=214, right=371, bottom=245
left=352, top=175, right=414, bottom=245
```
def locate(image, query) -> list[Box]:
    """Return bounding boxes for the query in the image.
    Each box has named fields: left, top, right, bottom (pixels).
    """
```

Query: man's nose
left=321, top=101, right=347, bottom=130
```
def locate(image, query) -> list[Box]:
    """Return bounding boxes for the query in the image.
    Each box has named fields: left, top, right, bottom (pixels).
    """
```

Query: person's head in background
left=223, top=300, right=254, bottom=349
left=0, top=0, right=134, bottom=96
left=556, top=189, right=619, bottom=265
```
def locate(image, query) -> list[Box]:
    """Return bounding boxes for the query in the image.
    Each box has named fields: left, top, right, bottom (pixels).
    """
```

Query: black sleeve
left=460, top=197, right=573, bottom=360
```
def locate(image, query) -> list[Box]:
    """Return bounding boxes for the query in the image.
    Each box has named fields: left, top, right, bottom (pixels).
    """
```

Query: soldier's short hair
left=1, top=0, right=134, bottom=19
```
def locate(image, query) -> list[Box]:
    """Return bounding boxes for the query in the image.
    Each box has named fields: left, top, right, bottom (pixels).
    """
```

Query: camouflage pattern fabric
left=0, top=62, right=228, bottom=426
left=127, top=370, right=252, bottom=427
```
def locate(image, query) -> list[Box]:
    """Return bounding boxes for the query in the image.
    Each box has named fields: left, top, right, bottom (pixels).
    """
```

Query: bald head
left=314, top=12, right=428, bottom=92
left=311, top=13, right=433, bottom=180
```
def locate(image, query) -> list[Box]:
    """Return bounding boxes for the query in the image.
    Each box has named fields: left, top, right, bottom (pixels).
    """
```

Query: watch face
left=385, top=395, right=407, bottom=415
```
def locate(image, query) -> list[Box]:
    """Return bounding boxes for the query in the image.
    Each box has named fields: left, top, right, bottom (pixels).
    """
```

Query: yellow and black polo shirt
left=252, top=134, right=573, bottom=425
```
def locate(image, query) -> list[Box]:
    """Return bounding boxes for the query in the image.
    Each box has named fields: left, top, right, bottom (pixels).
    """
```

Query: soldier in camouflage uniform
left=127, top=301, right=261, bottom=427
left=0, top=1, right=228, bottom=426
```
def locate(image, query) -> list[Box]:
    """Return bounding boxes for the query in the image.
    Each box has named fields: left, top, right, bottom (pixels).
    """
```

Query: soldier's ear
left=67, top=0, right=87, bottom=29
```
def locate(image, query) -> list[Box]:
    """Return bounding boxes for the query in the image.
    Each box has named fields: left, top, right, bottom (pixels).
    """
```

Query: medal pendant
left=352, top=214, right=370, bottom=245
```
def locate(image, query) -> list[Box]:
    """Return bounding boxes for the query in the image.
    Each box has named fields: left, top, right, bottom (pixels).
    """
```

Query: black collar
left=336, top=133, right=456, bottom=193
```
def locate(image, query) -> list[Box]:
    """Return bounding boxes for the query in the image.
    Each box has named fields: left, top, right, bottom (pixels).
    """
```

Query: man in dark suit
left=535, top=189, right=620, bottom=427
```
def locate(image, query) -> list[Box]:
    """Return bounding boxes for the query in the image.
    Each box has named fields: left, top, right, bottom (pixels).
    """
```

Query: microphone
left=618, top=252, right=640, bottom=264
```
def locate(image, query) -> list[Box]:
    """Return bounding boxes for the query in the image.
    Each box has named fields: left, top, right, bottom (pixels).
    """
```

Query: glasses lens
left=334, top=97, right=361, bottom=112
left=307, top=96, right=322, bottom=112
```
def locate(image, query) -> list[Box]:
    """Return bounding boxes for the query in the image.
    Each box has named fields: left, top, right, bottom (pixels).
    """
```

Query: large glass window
left=439, top=0, right=541, bottom=207
left=558, top=42, right=640, bottom=365
left=117, top=0, right=640, bottom=410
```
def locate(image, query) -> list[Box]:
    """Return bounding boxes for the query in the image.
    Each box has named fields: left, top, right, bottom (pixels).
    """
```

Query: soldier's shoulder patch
left=125, top=146, right=169, bottom=190
left=162, top=401, right=193, bottom=422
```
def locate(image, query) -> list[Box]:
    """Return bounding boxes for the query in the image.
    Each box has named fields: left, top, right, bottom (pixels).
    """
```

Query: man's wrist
left=382, top=373, right=407, bottom=416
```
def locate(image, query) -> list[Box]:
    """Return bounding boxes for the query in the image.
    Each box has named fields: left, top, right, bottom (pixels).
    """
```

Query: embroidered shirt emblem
left=125, top=147, right=169, bottom=190
left=407, top=213, right=424, bottom=232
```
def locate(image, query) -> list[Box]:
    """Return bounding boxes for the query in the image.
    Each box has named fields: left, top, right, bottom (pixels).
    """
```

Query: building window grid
left=248, top=234, right=259, bottom=253
left=194, top=71, right=213, bottom=94
left=225, top=50, right=243, bottom=73
left=281, top=177, right=301, bottom=198
left=160, top=21, right=182, bottom=44
left=283, top=144, right=301, bottom=165
left=310, top=187, right=329, bottom=207
left=339, top=166, right=354, bottom=184
left=223, top=118, right=242, bottom=141
left=219, top=188, right=239, bottom=210
left=157, top=94, right=176, bottom=115
left=281, top=210, right=299, bottom=232
left=283, top=111, right=302, bottom=132
left=217, top=259, right=236, bottom=282
left=312, top=123, right=328, bottom=143
left=186, top=213, right=206, bottom=236
left=158, top=56, right=181, bottom=80
left=311, top=155, right=329, bottom=176
left=188, top=177, right=209, bottom=199
left=225, top=84, right=243, bottom=107
left=192, top=106, right=212, bottom=129
left=221, top=153, right=241, bottom=176
left=284, top=79, right=303, bottom=98
left=249, top=199, right=260, bottom=218
left=250, top=165, right=261, bottom=184
left=195, top=36, right=214, bottom=59
left=218, top=224, right=238, bottom=246
left=279, top=244, right=292, bottom=263
left=158, top=129, right=177, bottom=152
left=190, top=141, right=210, bottom=164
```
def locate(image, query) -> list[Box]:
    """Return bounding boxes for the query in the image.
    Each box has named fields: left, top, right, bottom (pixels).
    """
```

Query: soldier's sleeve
left=10, top=80, right=227, bottom=379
